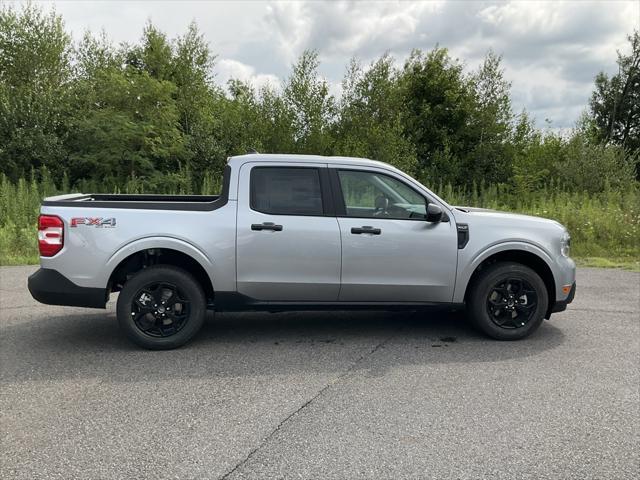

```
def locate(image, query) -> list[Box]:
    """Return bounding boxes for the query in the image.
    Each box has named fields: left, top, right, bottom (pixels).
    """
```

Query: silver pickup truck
left=29, top=153, right=576, bottom=349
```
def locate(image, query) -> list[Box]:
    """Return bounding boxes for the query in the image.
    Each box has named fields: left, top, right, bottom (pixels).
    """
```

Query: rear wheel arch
left=464, top=249, right=556, bottom=318
left=108, top=247, right=214, bottom=303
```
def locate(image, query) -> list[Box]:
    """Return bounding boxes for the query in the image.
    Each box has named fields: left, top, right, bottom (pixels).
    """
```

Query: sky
left=18, top=0, right=640, bottom=129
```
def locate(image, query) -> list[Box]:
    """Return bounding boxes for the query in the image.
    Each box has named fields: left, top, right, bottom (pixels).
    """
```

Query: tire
left=467, top=262, right=548, bottom=340
left=116, top=265, right=206, bottom=349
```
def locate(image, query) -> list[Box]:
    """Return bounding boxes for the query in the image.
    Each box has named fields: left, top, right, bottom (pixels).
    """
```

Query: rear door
left=236, top=162, right=341, bottom=302
left=331, top=166, right=458, bottom=303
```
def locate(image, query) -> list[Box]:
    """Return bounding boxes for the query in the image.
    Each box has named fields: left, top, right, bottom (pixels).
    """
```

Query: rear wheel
left=116, top=265, right=206, bottom=349
left=467, top=262, right=548, bottom=340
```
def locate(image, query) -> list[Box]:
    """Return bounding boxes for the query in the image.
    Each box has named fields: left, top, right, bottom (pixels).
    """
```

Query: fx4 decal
left=70, top=217, right=117, bottom=228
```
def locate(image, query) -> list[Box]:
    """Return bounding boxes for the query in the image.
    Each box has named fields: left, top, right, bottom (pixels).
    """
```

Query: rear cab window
left=250, top=167, right=324, bottom=216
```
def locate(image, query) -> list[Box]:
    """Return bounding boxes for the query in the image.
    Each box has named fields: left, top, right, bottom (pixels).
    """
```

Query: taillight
left=38, top=215, right=64, bottom=257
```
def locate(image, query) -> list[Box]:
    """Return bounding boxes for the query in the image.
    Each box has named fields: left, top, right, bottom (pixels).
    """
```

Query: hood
left=453, top=206, right=566, bottom=231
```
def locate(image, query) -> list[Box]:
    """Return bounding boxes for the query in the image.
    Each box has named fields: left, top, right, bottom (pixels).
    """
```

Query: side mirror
left=425, top=204, right=443, bottom=223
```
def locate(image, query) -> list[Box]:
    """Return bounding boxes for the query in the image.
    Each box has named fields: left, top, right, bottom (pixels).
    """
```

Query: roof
left=227, top=153, right=395, bottom=170
left=226, top=152, right=451, bottom=208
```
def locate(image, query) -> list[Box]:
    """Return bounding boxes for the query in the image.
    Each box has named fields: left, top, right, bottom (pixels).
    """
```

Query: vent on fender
left=457, top=223, right=469, bottom=249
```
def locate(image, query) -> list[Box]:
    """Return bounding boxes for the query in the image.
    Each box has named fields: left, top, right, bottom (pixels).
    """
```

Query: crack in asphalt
left=219, top=328, right=400, bottom=480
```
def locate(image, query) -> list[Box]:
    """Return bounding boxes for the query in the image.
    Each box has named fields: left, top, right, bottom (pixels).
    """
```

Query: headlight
left=560, top=231, right=571, bottom=257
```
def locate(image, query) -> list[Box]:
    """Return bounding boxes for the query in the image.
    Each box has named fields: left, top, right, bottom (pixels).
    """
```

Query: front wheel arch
left=464, top=249, right=556, bottom=318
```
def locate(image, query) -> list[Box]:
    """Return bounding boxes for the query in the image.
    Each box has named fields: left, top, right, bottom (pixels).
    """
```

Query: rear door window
left=250, top=167, right=324, bottom=216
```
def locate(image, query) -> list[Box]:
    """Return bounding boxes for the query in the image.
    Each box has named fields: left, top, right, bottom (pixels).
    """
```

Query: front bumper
left=28, top=268, right=108, bottom=309
left=550, top=281, right=576, bottom=314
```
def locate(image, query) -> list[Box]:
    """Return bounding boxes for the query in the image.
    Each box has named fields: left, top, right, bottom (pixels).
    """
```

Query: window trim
left=249, top=166, right=335, bottom=217
left=330, top=167, right=443, bottom=222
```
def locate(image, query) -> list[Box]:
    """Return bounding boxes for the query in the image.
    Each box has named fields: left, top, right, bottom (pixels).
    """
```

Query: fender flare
left=453, top=241, right=555, bottom=303
left=101, top=236, right=215, bottom=289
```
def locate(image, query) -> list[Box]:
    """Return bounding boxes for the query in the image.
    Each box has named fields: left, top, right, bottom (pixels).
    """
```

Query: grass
left=575, top=257, right=640, bottom=272
left=1, top=173, right=639, bottom=268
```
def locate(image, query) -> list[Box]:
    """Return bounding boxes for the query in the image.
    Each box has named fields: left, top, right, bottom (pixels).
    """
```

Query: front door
left=333, top=167, right=458, bottom=303
left=236, top=163, right=341, bottom=302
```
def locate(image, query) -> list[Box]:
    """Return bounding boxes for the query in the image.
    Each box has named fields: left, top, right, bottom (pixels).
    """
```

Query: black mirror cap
left=426, top=204, right=443, bottom=222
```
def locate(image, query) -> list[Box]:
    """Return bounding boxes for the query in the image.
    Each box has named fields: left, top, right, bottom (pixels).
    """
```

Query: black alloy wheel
left=131, top=282, right=191, bottom=337
left=117, top=265, right=206, bottom=349
left=467, top=261, right=548, bottom=340
left=486, top=277, right=538, bottom=329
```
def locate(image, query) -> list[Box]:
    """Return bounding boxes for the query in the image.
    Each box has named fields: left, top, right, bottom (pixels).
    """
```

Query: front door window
left=337, top=170, right=427, bottom=219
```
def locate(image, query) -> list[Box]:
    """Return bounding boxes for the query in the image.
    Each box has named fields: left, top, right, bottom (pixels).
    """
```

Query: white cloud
left=215, top=59, right=279, bottom=91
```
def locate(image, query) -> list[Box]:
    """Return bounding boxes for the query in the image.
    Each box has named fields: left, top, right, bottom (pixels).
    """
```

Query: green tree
left=255, top=84, right=296, bottom=154
left=67, top=37, right=185, bottom=188
left=281, top=50, right=336, bottom=154
left=212, top=80, right=271, bottom=157
left=511, top=112, right=560, bottom=194
left=129, top=23, right=174, bottom=81
left=75, top=30, right=122, bottom=79
left=68, top=23, right=227, bottom=189
left=399, top=48, right=475, bottom=185
left=171, top=23, right=225, bottom=177
left=589, top=31, right=639, bottom=153
left=556, top=132, right=637, bottom=193
left=467, top=51, right=514, bottom=184
left=334, top=55, right=416, bottom=173
left=0, top=3, right=71, bottom=180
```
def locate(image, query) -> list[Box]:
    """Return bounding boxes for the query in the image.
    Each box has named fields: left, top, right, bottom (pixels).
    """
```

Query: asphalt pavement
left=1, top=266, right=638, bottom=479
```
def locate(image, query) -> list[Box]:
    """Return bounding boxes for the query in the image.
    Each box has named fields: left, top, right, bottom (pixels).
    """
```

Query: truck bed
left=42, top=166, right=231, bottom=211
left=41, top=193, right=227, bottom=211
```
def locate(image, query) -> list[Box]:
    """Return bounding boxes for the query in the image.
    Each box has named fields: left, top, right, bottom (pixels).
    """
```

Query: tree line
left=0, top=4, right=638, bottom=196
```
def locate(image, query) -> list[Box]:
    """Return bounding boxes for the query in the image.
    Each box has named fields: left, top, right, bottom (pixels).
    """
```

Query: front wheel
left=116, top=265, right=206, bottom=349
left=467, top=262, right=548, bottom=340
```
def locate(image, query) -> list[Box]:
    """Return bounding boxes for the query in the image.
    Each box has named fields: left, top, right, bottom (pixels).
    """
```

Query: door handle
left=351, top=226, right=381, bottom=235
left=251, top=222, right=283, bottom=231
